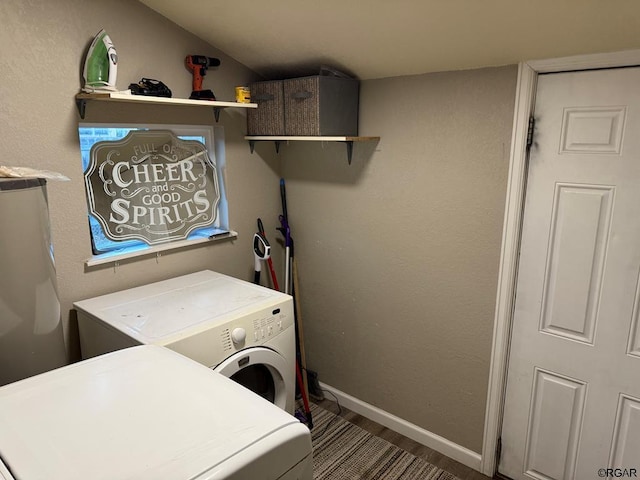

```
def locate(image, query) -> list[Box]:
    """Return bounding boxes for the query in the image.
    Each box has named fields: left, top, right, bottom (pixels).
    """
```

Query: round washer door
left=213, top=347, right=291, bottom=411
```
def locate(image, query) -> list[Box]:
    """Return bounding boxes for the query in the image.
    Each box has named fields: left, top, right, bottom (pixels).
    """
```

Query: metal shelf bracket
left=344, top=141, right=354, bottom=164
left=76, top=98, right=87, bottom=119
left=247, top=140, right=283, bottom=155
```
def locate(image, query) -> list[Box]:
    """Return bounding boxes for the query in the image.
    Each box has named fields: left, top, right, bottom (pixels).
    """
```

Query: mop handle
left=257, top=218, right=280, bottom=291
left=279, top=179, right=292, bottom=295
left=253, top=232, right=270, bottom=285
left=279, top=215, right=291, bottom=295
left=253, top=232, right=270, bottom=261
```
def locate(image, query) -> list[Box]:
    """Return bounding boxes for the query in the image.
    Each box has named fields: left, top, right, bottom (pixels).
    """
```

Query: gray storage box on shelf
left=247, top=80, right=285, bottom=136
left=283, top=76, right=359, bottom=136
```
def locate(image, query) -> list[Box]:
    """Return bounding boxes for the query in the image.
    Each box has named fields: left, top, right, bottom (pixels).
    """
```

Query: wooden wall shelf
left=76, top=92, right=257, bottom=122
left=244, top=136, right=380, bottom=164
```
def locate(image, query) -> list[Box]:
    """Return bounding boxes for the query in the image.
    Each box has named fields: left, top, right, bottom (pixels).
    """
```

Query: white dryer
left=0, top=345, right=312, bottom=480
left=75, top=271, right=296, bottom=413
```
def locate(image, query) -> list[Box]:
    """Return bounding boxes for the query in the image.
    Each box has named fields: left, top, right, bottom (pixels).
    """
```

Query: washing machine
left=0, top=345, right=312, bottom=480
left=74, top=270, right=296, bottom=413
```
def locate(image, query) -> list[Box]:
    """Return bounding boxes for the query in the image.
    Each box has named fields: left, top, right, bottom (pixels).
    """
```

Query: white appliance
left=0, top=345, right=312, bottom=480
left=0, top=178, right=66, bottom=386
left=74, top=270, right=297, bottom=413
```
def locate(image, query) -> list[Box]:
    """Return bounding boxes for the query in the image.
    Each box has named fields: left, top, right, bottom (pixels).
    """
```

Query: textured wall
left=282, top=66, right=517, bottom=453
left=0, top=0, right=281, bottom=361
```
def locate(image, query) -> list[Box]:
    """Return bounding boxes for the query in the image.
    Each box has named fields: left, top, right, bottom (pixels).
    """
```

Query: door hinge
left=526, top=116, right=535, bottom=149
left=496, top=436, right=502, bottom=466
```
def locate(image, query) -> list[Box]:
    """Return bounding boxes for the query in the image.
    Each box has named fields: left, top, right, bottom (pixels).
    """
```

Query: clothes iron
left=82, top=29, right=118, bottom=93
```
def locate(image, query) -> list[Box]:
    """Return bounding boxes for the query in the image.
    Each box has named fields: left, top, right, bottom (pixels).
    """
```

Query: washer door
left=213, top=347, right=291, bottom=411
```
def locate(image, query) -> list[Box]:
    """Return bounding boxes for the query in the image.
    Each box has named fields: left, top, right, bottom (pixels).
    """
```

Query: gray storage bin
left=247, top=80, right=285, bottom=135
left=283, top=76, right=359, bottom=136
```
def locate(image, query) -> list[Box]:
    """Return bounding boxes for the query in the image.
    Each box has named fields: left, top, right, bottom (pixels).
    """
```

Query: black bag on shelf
left=128, top=78, right=172, bottom=98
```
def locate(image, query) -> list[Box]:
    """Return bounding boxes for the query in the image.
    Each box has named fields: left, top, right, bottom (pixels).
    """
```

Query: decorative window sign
left=84, top=130, right=220, bottom=245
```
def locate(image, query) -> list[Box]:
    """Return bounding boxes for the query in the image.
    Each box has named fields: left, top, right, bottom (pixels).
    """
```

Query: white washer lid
left=73, top=270, right=291, bottom=345
left=0, top=346, right=306, bottom=480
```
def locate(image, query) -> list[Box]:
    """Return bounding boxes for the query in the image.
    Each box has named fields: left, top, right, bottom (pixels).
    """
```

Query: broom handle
left=292, top=258, right=310, bottom=402
left=284, top=245, right=290, bottom=294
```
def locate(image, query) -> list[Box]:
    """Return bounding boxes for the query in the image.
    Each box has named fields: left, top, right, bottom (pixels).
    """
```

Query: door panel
left=540, top=184, right=613, bottom=344
left=500, top=67, right=640, bottom=480
left=559, top=107, right=626, bottom=154
left=628, top=279, right=640, bottom=357
left=609, top=394, right=640, bottom=466
left=524, top=369, right=586, bottom=480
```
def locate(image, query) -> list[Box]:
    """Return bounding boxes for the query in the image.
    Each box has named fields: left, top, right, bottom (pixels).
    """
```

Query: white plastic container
left=0, top=178, right=66, bottom=386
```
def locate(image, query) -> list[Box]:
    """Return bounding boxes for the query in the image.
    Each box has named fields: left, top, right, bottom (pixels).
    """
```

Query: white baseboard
left=318, top=382, right=482, bottom=472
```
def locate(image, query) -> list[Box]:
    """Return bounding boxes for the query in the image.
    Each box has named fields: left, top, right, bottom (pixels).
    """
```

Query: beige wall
left=1, top=0, right=281, bottom=360
left=282, top=65, right=517, bottom=453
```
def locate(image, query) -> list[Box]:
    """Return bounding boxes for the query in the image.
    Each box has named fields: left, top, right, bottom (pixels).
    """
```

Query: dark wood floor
left=313, top=397, right=493, bottom=480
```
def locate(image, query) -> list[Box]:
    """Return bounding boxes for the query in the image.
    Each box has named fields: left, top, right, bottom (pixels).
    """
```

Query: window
left=79, top=124, right=229, bottom=260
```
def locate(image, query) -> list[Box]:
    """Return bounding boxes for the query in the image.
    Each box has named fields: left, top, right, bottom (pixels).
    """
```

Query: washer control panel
left=215, top=302, right=293, bottom=354
left=252, top=307, right=286, bottom=342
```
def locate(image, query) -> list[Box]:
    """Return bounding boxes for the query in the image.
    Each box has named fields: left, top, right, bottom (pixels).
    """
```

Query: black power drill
left=185, top=55, right=221, bottom=100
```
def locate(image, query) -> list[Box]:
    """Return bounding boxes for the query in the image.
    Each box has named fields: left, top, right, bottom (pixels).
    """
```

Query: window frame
left=79, top=122, right=235, bottom=267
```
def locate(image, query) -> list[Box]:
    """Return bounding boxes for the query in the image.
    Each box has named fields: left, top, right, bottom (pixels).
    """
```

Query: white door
left=500, top=67, right=640, bottom=480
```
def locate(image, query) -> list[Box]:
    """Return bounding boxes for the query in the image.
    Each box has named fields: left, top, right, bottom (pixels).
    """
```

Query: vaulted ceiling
left=140, top=0, right=640, bottom=80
